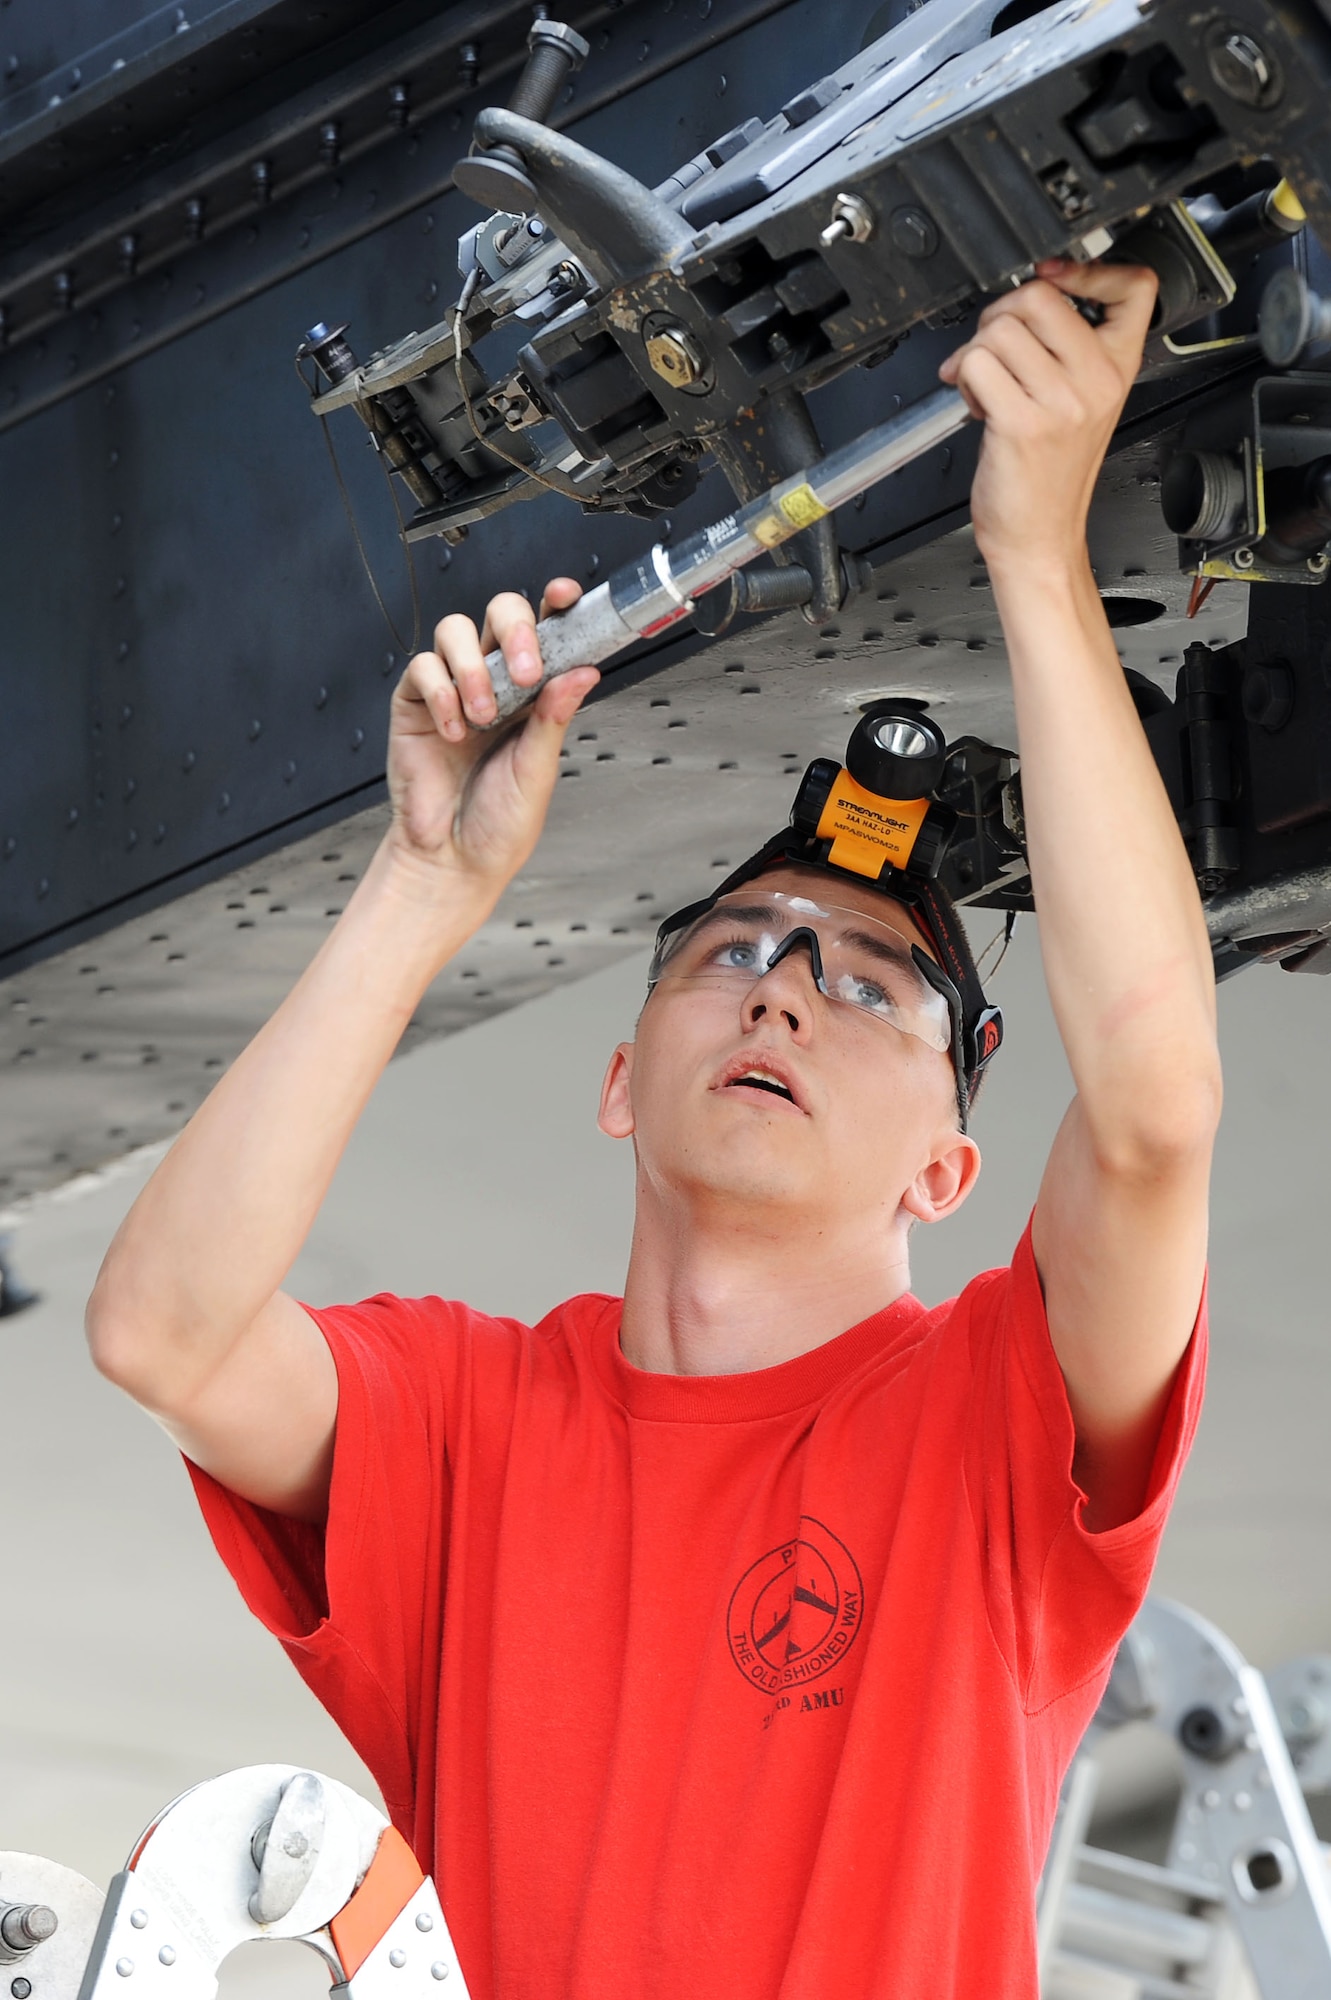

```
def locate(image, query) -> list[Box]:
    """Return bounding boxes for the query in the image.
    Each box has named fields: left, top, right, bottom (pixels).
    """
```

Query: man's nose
left=742, top=929, right=823, bottom=1034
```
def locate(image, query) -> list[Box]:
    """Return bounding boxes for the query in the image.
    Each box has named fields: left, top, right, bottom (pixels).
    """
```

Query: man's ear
left=597, top=1042, right=636, bottom=1140
left=900, top=1132, right=982, bottom=1227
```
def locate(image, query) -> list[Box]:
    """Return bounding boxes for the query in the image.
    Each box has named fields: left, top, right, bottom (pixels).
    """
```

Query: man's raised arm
left=86, top=583, right=596, bottom=1525
left=940, top=261, right=1222, bottom=1533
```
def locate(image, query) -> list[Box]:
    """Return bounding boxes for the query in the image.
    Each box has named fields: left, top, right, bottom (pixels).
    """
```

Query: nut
left=1206, top=26, right=1281, bottom=106
left=644, top=324, right=706, bottom=388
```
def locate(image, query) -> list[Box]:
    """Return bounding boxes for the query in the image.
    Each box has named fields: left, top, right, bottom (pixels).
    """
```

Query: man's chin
left=669, top=1142, right=821, bottom=1216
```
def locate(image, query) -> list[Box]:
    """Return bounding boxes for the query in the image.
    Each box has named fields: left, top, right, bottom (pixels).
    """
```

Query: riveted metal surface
left=0, top=452, right=1248, bottom=1205
left=0, top=0, right=800, bottom=424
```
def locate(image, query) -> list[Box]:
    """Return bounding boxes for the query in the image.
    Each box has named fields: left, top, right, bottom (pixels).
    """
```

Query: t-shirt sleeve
left=185, top=1293, right=484, bottom=1827
left=961, top=1218, right=1207, bottom=1716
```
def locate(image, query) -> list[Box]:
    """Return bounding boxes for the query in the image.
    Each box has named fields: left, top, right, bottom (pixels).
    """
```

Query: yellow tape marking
left=777, top=482, right=829, bottom=530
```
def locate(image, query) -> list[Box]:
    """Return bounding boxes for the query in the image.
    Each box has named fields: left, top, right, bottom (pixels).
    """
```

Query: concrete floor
left=2, top=916, right=1329, bottom=1986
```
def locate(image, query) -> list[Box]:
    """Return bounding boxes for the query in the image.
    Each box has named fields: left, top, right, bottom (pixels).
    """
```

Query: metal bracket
left=75, top=1767, right=469, bottom=2000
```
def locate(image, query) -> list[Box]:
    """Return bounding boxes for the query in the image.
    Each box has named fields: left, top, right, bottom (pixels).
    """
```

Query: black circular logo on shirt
left=727, top=1517, right=863, bottom=1694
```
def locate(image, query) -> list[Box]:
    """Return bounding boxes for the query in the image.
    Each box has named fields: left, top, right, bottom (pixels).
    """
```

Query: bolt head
left=644, top=324, right=706, bottom=387
left=1206, top=26, right=1280, bottom=105
left=889, top=205, right=938, bottom=258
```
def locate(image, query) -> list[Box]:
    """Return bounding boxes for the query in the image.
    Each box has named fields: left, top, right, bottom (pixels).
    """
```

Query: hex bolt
left=1207, top=27, right=1279, bottom=104
left=889, top=205, right=938, bottom=258
left=388, top=81, right=411, bottom=127
left=318, top=119, right=341, bottom=168
left=250, top=160, right=273, bottom=205
left=508, top=20, right=590, bottom=125
left=458, top=43, right=480, bottom=89
left=52, top=270, right=74, bottom=311
left=644, top=323, right=706, bottom=387
left=117, top=232, right=140, bottom=276
left=184, top=197, right=206, bottom=241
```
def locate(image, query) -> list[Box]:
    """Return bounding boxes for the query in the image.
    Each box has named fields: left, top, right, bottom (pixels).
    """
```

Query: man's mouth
left=725, top=1068, right=796, bottom=1104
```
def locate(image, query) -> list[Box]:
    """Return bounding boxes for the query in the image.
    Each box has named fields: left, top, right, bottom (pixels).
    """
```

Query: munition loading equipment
left=298, top=0, right=1331, bottom=971
left=301, top=0, right=1331, bottom=619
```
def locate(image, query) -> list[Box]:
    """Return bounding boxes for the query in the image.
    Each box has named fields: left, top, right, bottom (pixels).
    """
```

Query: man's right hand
left=387, top=577, right=600, bottom=898
left=87, top=576, right=599, bottom=1525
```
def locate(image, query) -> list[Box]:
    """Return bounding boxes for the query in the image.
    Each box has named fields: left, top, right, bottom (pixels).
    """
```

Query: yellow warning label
left=815, top=767, right=929, bottom=877
left=777, top=482, right=830, bottom=530
left=751, top=512, right=787, bottom=548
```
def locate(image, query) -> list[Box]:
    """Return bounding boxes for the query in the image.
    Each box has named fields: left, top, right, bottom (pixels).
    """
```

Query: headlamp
left=652, top=705, right=1006, bottom=1127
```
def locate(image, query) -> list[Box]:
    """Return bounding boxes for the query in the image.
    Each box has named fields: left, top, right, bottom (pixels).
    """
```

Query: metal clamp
left=75, top=1767, right=468, bottom=2000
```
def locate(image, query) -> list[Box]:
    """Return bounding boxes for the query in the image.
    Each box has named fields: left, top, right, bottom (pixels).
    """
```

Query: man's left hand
left=938, top=259, right=1158, bottom=577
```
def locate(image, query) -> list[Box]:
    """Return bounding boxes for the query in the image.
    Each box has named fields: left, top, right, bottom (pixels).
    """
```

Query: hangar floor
left=1, top=916, right=1328, bottom=1990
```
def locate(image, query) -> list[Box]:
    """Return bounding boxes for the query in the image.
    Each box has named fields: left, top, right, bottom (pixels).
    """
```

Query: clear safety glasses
left=647, top=890, right=956, bottom=1055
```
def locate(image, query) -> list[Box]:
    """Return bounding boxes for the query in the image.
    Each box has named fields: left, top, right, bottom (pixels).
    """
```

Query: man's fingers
left=972, top=311, right=1086, bottom=415
left=483, top=591, right=544, bottom=695
left=975, top=278, right=1127, bottom=382
left=950, top=343, right=1028, bottom=427
left=505, top=668, right=601, bottom=796
left=534, top=665, right=600, bottom=727
left=537, top=575, right=583, bottom=620
left=1034, top=256, right=1159, bottom=358
left=400, top=648, right=466, bottom=744
left=1035, top=255, right=1157, bottom=308
left=412, top=581, right=590, bottom=746
left=434, top=610, right=506, bottom=727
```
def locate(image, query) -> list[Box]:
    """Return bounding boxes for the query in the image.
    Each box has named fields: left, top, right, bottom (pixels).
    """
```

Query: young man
left=87, top=258, right=1220, bottom=1999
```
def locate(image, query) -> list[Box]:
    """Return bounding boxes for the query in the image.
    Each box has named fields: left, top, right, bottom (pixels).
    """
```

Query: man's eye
left=714, top=938, right=762, bottom=970
left=845, top=976, right=894, bottom=1012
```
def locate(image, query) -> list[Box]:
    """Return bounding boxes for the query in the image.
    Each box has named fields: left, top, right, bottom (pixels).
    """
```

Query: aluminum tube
left=480, top=388, right=971, bottom=724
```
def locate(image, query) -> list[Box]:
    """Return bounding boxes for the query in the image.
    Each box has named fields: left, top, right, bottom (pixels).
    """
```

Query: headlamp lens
left=648, top=891, right=953, bottom=1054
left=873, top=717, right=933, bottom=760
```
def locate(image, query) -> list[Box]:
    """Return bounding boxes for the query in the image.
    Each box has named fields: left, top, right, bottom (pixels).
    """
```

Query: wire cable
left=296, top=354, right=422, bottom=659
left=451, top=274, right=611, bottom=510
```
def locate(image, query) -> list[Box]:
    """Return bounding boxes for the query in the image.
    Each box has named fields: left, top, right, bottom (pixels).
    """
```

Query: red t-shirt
left=188, top=1221, right=1204, bottom=2000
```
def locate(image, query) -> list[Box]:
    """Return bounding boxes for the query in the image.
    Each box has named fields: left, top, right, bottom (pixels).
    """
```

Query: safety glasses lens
left=650, top=895, right=952, bottom=1053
